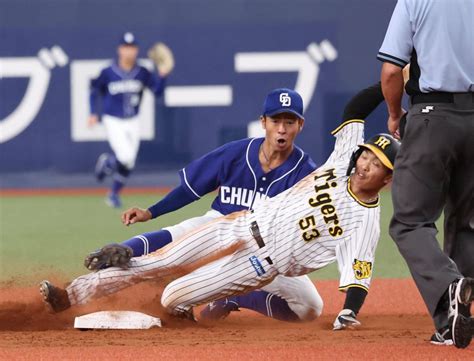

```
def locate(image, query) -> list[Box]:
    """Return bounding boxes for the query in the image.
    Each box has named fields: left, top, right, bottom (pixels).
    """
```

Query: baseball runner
left=85, top=88, right=324, bottom=323
left=88, top=32, right=174, bottom=208
left=41, top=82, right=399, bottom=330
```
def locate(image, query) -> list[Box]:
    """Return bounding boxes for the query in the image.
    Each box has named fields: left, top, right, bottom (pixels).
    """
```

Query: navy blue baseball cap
left=263, top=88, right=304, bottom=119
left=119, top=32, right=138, bottom=46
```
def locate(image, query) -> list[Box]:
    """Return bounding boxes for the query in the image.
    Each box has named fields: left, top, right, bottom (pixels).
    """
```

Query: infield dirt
left=1, top=278, right=473, bottom=360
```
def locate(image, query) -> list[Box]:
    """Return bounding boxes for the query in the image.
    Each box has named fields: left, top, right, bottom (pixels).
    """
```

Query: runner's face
left=354, top=150, right=392, bottom=190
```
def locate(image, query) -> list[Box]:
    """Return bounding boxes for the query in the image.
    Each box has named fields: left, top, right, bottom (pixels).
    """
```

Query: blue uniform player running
left=88, top=32, right=170, bottom=208
left=85, top=88, right=324, bottom=322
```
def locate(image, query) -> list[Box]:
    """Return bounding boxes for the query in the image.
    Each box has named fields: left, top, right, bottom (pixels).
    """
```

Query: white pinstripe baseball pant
left=66, top=211, right=278, bottom=315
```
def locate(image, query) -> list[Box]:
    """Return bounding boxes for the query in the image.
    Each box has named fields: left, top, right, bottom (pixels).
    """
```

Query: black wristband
left=343, top=287, right=368, bottom=315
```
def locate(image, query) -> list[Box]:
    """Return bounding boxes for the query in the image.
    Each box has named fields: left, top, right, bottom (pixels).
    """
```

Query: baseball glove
left=84, top=243, right=133, bottom=271
left=148, top=42, right=175, bottom=77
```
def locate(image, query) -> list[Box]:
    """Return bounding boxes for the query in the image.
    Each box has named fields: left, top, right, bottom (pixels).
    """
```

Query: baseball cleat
left=106, top=192, right=122, bottom=208
left=448, top=277, right=474, bottom=348
left=172, top=307, right=197, bottom=322
left=39, top=280, right=71, bottom=313
left=200, top=298, right=239, bottom=321
left=95, top=153, right=113, bottom=182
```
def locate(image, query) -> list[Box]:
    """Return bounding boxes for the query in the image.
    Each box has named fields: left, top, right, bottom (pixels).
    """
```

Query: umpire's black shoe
left=448, top=278, right=474, bottom=348
left=430, top=326, right=453, bottom=346
left=39, top=280, right=71, bottom=313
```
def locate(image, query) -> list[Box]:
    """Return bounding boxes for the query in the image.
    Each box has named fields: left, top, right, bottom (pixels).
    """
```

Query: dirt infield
left=1, top=278, right=473, bottom=360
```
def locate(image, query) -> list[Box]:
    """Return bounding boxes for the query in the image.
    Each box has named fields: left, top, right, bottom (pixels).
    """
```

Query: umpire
left=377, top=0, right=474, bottom=349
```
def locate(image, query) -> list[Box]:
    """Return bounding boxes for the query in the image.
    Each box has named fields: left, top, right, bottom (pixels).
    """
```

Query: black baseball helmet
left=346, top=133, right=400, bottom=175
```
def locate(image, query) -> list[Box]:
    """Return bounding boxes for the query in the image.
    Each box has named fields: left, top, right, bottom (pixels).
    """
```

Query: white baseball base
left=74, top=311, right=162, bottom=330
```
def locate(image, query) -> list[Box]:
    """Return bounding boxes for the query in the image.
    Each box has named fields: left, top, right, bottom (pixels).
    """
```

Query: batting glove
left=333, top=309, right=361, bottom=330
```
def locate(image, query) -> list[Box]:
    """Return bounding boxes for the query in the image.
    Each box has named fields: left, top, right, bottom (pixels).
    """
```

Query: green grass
left=0, top=193, right=213, bottom=282
left=0, top=190, right=443, bottom=283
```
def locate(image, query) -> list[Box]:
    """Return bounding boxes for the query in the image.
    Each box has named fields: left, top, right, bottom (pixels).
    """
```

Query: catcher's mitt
left=148, top=42, right=175, bottom=77
left=84, top=243, right=133, bottom=271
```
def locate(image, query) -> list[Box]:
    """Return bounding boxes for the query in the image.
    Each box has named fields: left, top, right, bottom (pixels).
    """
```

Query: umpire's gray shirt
left=377, top=0, right=474, bottom=94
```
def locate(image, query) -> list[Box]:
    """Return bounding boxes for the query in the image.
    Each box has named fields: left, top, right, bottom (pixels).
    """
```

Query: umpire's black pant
left=389, top=92, right=474, bottom=330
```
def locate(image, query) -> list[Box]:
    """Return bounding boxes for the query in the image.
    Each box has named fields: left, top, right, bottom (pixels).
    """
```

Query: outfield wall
left=0, top=0, right=397, bottom=175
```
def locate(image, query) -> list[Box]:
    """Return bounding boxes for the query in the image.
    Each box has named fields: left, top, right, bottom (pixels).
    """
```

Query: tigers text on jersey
left=179, top=137, right=316, bottom=215
left=90, top=62, right=166, bottom=118
left=253, top=120, right=380, bottom=291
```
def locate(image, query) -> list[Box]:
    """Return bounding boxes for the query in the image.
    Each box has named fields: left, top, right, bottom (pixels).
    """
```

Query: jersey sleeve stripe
left=181, top=168, right=202, bottom=199
left=338, top=283, right=369, bottom=292
left=331, top=119, right=365, bottom=135
left=376, top=52, right=408, bottom=67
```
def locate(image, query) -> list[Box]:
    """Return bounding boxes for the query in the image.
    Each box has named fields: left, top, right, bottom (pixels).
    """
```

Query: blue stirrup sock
left=111, top=159, right=131, bottom=195
left=230, top=290, right=299, bottom=322
left=122, top=230, right=172, bottom=256
left=111, top=179, right=125, bottom=195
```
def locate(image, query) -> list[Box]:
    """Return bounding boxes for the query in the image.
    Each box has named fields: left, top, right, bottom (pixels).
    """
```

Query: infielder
left=86, top=88, right=323, bottom=323
left=41, top=82, right=399, bottom=330
left=88, top=32, right=173, bottom=208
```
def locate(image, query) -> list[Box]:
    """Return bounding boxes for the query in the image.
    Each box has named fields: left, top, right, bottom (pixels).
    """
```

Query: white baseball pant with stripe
left=66, top=211, right=321, bottom=319
left=67, top=211, right=270, bottom=313
left=135, top=209, right=322, bottom=320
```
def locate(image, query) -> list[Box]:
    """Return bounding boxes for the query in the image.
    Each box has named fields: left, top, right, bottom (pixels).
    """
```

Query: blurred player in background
left=88, top=32, right=173, bottom=208
left=83, top=88, right=325, bottom=323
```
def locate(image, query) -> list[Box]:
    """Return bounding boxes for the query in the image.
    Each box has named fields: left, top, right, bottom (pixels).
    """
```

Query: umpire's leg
left=442, top=122, right=474, bottom=326
left=444, top=148, right=474, bottom=280
left=389, top=103, right=462, bottom=321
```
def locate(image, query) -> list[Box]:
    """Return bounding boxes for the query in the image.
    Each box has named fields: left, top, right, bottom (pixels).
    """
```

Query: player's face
left=261, top=113, right=304, bottom=151
left=353, top=150, right=392, bottom=191
left=117, top=45, right=139, bottom=63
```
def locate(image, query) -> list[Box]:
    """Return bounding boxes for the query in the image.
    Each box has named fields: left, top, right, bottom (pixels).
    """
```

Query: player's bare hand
left=387, top=113, right=404, bottom=140
left=121, top=207, right=152, bottom=226
left=333, top=309, right=361, bottom=330
left=387, top=114, right=400, bottom=135
left=87, top=114, right=99, bottom=128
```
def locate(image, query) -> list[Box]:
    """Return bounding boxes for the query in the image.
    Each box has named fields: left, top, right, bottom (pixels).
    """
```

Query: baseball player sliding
left=88, top=32, right=174, bottom=208
left=41, top=82, right=400, bottom=331
left=88, top=88, right=323, bottom=323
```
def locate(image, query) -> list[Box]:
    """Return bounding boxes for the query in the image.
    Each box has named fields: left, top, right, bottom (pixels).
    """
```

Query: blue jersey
left=179, top=137, right=317, bottom=215
left=90, top=62, right=166, bottom=119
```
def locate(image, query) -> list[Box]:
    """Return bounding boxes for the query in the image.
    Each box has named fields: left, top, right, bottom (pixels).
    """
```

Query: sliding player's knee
left=161, top=281, right=190, bottom=315
left=160, top=284, right=176, bottom=312
left=290, top=292, right=324, bottom=321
